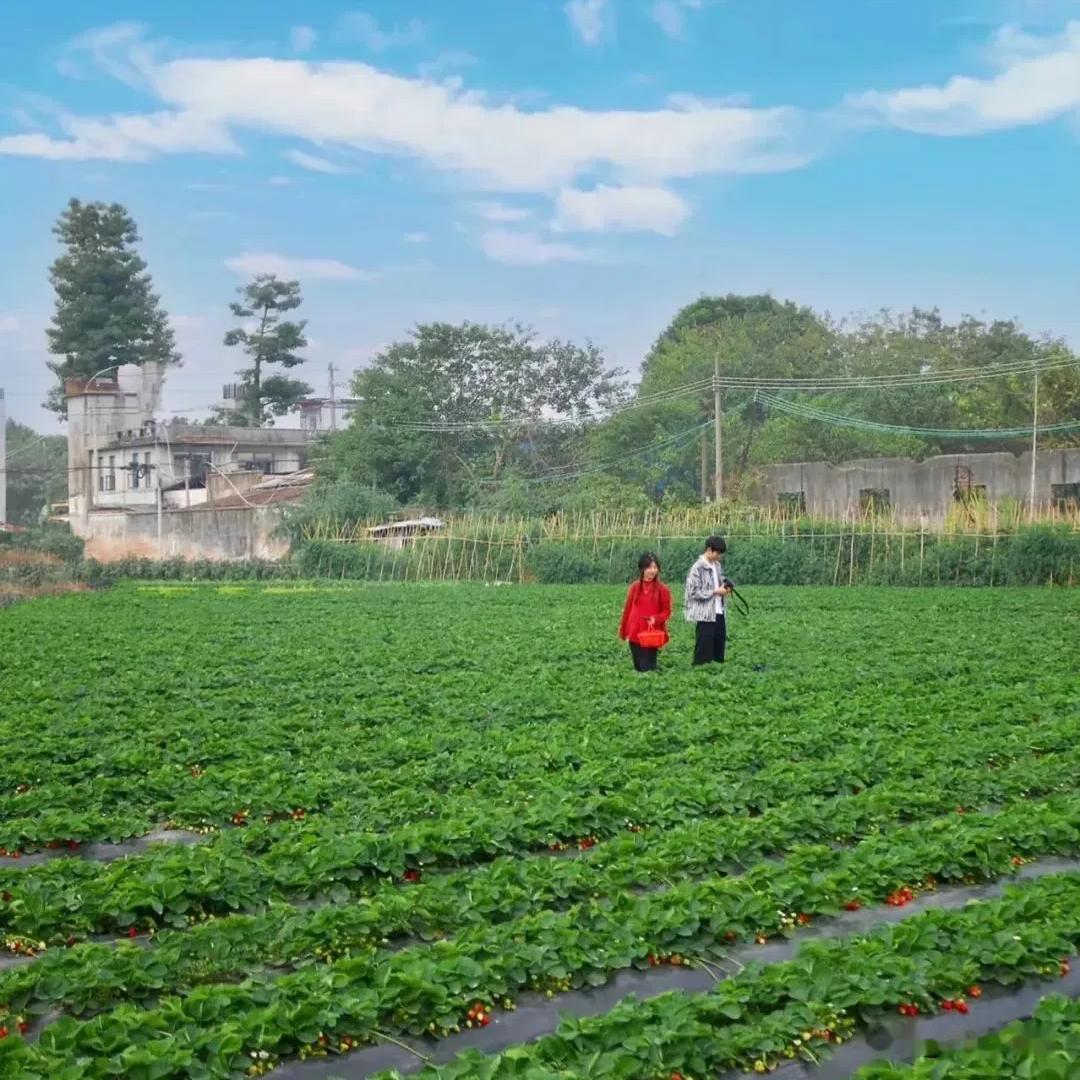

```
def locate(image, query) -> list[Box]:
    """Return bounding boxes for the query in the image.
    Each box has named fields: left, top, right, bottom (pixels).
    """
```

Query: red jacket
left=619, top=580, right=672, bottom=645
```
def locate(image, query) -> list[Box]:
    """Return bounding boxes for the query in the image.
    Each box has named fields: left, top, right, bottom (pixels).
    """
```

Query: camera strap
left=727, top=586, right=749, bottom=618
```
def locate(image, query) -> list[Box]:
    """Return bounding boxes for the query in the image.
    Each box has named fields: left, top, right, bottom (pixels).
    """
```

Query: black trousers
left=693, top=614, right=727, bottom=666
left=629, top=643, right=659, bottom=672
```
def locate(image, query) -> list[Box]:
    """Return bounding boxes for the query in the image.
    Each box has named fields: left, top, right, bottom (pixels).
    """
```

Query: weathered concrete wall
left=751, top=449, right=1080, bottom=521
left=77, top=505, right=290, bottom=562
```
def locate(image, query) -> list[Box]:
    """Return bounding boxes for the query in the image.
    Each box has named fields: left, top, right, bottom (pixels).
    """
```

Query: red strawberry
left=0, top=1027, right=7, bottom=1038
left=479, top=1014, right=491, bottom=1027
left=968, top=985, right=982, bottom=998
left=127, top=927, right=138, bottom=938
left=955, top=1000, right=970, bottom=1015
left=17, top=1022, right=28, bottom=1035
left=843, top=900, right=862, bottom=912
left=941, top=1000, right=954, bottom=1011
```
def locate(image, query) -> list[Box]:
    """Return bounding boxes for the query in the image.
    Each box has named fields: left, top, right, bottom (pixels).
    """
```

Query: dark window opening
left=1052, top=483, right=1080, bottom=512
left=777, top=491, right=806, bottom=515
left=859, top=488, right=891, bottom=514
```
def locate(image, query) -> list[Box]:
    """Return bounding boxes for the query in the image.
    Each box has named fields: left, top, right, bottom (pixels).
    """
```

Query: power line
left=478, top=420, right=714, bottom=486
left=756, top=389, right=1080, bottom=439
left=381, top=380, right=716, bottom=432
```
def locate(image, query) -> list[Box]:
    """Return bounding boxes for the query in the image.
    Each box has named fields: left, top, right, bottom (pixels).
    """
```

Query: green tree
left=4, top=419, right=68, bottom=524
left=760, top=310, right=1080, bottom=462
left=222, top=275, right=313, bottom=425
left=322, top=322, right=625, bottom=506
left=45, top=199, right=180, bottom=413
left=592, top=294, right=838, bottom=497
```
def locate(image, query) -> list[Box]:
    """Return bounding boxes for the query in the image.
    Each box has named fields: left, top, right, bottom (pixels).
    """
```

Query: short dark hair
left=704, top=535, right=727, bottom=555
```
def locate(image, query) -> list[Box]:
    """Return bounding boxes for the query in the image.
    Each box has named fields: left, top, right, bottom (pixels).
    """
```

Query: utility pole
left=1029, top=366, right=1039, bottom=520
left=700, top=432, right=708, bottom=504
left=714, top=347, right=723, bottom=502
left=328, top=362, right=338, bottom=432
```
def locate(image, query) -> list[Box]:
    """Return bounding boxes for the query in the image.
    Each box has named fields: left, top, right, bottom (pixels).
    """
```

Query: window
left=953, top=484, right=987, bottom=504
left=144, top=453, right=152, bottom=489
left=777, top=491, right=806, bottom=515
left=103, top=455, right=116, bottom=493
left=1052, top=483, right=1080, bottom=512
left=859, top=488, right=891, bottom=514
left=130, top=455, right=140, bottom=489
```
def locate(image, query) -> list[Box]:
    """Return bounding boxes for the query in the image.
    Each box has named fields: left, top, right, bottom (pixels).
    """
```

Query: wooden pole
left=714, top=349, right=723, bottom=503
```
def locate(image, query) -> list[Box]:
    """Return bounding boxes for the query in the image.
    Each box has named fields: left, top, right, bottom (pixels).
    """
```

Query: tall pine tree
left=222, top=275, right=312, bottom=426
left=46, top=199, right=180, bottom=414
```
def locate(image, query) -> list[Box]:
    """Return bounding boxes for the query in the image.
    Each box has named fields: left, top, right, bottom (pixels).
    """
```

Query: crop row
left=2, top=741, right=1077, bottom=1005
left=3, top=587, right=1073, bottom=839
left=374, top=873, right=1080, bottom=1080
left=1, top=750, right=1074, bottom=1015
left=6, top=843, right=1080, bottom=1078
left=3, top=661, right=1068, bottom=850
left=854, top=993, right=1080, bottom=1078
left=4, top=737, right=1079, bottom=945
left=5, top=792, right=1080, bottom=1077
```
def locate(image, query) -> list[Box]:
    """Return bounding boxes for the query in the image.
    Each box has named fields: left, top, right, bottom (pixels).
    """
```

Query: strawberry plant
left=0, top=583, right=1075, bottom=1077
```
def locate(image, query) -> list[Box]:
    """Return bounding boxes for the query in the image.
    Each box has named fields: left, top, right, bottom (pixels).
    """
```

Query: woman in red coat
left=618, top=553, right=672, bottom=672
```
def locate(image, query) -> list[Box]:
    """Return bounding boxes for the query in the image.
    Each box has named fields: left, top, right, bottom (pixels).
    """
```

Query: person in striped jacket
left=683, top=536, right=732, bottom=666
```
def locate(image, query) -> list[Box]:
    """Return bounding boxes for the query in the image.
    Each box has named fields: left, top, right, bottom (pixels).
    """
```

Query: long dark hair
left=638, top=552, right=661, bottom=585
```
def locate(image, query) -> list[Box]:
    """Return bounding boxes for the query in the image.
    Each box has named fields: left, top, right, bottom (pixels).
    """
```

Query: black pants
left=693, top=614, right=726, bottom=666
left=629, top=643, right=659, bottom=672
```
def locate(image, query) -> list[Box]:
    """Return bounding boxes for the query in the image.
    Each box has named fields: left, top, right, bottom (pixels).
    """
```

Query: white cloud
left=337, top=11, right=426, bottom=52
left=480, top=229, right=595, bottom=266
left=224, top=251, right=375, bottom=280
left=471, top=201, right=532, bottom=222
left=418, top=50, right=477, bottom=80
left=0, top=315, right=19, bottom=333
left=553, top=184, right=690, bottom=235
left=0, top=108, right=235, bottom=161
left=847, top=20, right=1080, bottom=134
left=648, top=0, right=704, bottom=41
left=0, top=27, right=807, bottom=189
left=290, top=26, right=317, bottom=53
left=58, top=22, right=152, bottom=89
left=403, top=231, right=429, bottom=243
left=285, top=148, right=344, bottom=173
left=565, top=0, right=610, bottom=45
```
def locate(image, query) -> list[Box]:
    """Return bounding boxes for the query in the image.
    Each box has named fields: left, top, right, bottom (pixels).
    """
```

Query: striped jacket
left=683, top=556, right=724, bottom=623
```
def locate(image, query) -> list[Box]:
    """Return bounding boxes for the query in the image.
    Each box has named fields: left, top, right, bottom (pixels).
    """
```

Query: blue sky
left=1, top=0, right=1079, bottom=431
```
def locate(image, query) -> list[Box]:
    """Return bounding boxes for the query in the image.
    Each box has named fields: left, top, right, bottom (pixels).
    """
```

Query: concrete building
left=298, top=396, right=360, bottom=432
left=751, top=448, right=1080, bottom=522
left=63, top=364, right=326, bottom=557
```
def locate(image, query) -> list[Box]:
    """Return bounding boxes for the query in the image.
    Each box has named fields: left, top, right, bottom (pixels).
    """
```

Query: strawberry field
left=0, top=582, right=1078, bottom=1079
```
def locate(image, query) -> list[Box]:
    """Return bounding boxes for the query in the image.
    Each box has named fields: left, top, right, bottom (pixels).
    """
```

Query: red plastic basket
left=637, top=628, right=666, bottom=649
